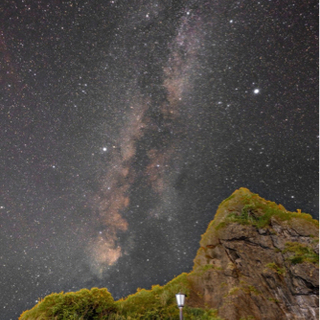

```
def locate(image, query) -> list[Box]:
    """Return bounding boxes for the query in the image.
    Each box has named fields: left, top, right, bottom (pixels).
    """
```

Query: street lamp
left=176, top=293, right=185, bottom=320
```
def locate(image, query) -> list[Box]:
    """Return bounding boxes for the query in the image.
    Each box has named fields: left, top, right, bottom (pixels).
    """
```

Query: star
left=1, top=1, right=318, bottom=319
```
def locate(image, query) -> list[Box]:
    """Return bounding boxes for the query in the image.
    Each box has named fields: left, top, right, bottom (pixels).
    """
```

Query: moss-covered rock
left=190, top=188, right=319, bottom=320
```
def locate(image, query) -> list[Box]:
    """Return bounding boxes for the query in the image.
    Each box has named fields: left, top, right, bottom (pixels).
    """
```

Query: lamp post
left=176, top=293, right=185, bottom=320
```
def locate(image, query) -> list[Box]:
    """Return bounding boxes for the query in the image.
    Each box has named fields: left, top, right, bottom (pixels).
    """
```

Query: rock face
left=188, top=188, right=319, bottom=320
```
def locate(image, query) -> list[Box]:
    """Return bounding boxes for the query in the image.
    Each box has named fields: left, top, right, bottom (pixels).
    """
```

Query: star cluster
left=0, top=0, right=318, bottom=319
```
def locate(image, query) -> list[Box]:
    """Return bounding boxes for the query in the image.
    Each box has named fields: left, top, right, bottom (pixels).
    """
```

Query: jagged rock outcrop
left=187, top=188, right=319, bottom=320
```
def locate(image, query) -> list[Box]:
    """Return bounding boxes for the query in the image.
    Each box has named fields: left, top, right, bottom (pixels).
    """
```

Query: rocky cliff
left=187, top=188, right=319, bottom=320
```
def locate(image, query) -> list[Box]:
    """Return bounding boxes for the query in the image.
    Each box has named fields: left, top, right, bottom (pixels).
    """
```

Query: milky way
left=0, top=1, right=318, bottom=319
left=86, top=4, right=207, bottom=277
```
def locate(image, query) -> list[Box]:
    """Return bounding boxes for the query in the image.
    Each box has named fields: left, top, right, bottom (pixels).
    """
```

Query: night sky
left=1, top=0, right=318, bottom=319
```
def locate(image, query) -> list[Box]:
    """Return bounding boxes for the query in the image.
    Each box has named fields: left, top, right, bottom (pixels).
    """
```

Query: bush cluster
left=19, top=288, right=116, bottom=320
left=19, top=275, right=222, bottom=320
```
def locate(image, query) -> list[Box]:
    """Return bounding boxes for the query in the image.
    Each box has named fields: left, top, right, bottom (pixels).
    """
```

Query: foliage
left=226, top=287, right=240, bottom=296
left=265, top=262, right=286, bottom=275
left=20, top=276, right=222, bottom=320
left=115, top=273, right=190, bottom=316
left=19, top=288, right=116, bottom=320
left=267, top=297, right=280, bottom=304
left=184, top=307, right=221, bottom=319
left=220, top=191, right=318, bottom=229
left=283, top=242, right=319, bottom=265
left=192, top=264, right=217, bottom=276
left=112, top=273, right=222, bottom=319
left=243, top=285, right=260, bottom=295
left=225, top=283, right=260, bottom=298
left=219, top=194, right=235, bottom=205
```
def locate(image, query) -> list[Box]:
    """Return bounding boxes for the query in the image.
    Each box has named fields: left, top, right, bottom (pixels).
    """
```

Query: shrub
left=19, top=288, right=116, bottom=320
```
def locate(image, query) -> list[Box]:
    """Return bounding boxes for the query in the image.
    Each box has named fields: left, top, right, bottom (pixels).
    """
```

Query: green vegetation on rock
left=225, top=282, right=260, bottom=298
left=103, top=272, right=221, bottom=319
left=265, top=262, right=286, bottom=275
left=283, top=242, right=319, bottom=265
left=200, top=188, right=318, bottom=247
left=219, top=189, right=317, bottom=229
left=19, top=288, right=116, bottom=320
left=19, top=275, right=222, bottom=320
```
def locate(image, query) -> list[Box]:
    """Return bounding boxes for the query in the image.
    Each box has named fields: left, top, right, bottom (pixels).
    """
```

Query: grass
left=283, top=242, right=319, bottom=265
left=217, top=191, right=318, bottom=230
left=265, top=262, right=286, bottom=275
left=267, top=297, right=280, bottom=304
left=192, top=264, right=217, bottom=276
left=224, top=283, right=260, bottom=298
left=219, top=194, right=236, bottom=205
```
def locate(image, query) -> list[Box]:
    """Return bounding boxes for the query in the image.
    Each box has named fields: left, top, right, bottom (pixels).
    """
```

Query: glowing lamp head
left=176, top=293, right=185, bottom=308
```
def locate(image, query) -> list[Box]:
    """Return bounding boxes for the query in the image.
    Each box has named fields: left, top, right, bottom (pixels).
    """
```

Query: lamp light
left=176, top=293, right=185, bottom=320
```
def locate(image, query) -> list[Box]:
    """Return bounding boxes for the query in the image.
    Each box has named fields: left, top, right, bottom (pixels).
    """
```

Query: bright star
left=253, top=88, right=260, bottom=94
